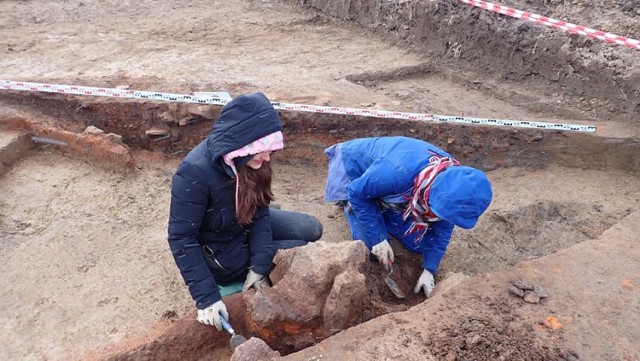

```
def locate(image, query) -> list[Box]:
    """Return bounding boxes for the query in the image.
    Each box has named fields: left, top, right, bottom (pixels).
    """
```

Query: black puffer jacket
left=167, top=93, right=282, bottom=309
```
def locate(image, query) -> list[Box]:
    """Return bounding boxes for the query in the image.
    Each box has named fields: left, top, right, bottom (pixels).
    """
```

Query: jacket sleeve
left=168, top=162, right=221, bottom=309
left=246, top=206, right=276, bottom=275
left=347, top=159, right=400, bottom=250
left=421, top=220, right=455, bottom=275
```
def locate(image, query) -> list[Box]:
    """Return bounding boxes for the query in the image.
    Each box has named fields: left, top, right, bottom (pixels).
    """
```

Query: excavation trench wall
left=0, top=93, right=639, bottom=174
left=282, top=0, right=640, bottom=121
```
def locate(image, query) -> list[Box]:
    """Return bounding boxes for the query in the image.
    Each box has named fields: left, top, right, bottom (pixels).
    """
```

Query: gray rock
left=465, top=333, right=482, bottom=348
left=83, top=125, right=105, bottom=135
left=507, top=284, right=525, bottom=297
left=145, top=127, right=169, bottom=136
left=104, top=133, right=123, bottom=144
left=534, top=284, right=549, bottom=298
left=523, top=291, right=541, bottom=304
left=511, top=280, right=534, bottom=291
left=230, top=337, right=280, bottom=361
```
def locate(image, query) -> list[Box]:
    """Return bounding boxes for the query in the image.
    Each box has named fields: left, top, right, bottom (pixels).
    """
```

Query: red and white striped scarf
left=403, top=153, right=460, bottom=243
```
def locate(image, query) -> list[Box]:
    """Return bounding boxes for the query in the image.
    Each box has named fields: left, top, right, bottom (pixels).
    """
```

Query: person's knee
left=309, top=216, right=323, bottom=241
left=275, top=239, right=308, bottom=250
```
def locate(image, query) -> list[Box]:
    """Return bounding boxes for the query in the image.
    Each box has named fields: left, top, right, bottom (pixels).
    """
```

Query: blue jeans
left=270, top=208, right=323, bottom=249
left=217, top=208, right=322, bottom=286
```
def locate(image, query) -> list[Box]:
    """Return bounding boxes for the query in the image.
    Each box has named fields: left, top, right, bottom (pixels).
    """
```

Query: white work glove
left=371, top=239, right=395, bottom=272
left=414, top=269, right=435, bottom=298
left=196, top=300, right=229, bottom=331
left=242, top=269, right=266, bottom=292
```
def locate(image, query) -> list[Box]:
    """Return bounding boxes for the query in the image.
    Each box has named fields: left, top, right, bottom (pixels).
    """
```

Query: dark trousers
left=270, top=208, right=323, bottom=249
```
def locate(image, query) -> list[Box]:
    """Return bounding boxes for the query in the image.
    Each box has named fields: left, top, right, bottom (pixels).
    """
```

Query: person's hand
left=371, top=239, right=394, bottom=272
left=414, top=269, right=435, bottom=298
left=196, top=300, right=229, bottom=331
left=242, top=269, right=266, bottom=292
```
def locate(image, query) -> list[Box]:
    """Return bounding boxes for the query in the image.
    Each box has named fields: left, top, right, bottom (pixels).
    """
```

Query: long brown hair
left=235, top=161, right=275, bottom=225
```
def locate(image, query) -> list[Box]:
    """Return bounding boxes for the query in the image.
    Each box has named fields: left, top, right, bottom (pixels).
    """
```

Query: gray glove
left=242, top=269, right=266, bottom=292
left=371, top=239, right=394, bottom=272
left=196, top=300, right=229, bottom=331
left=414, top=269, right=435, bottom=298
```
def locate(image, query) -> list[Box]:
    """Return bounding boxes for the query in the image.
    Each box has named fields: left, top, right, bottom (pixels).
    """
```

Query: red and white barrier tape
left=1, top=80, right=596, bottom=132
left=458, top=0, right=640, bottom=50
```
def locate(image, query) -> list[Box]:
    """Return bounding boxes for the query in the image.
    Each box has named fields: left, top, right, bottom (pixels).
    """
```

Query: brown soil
left=1, top=0, right=639, bottom=360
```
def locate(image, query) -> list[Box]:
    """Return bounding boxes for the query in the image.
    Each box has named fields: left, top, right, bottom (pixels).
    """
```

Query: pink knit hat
left=222, top=131, right=285, bottom=207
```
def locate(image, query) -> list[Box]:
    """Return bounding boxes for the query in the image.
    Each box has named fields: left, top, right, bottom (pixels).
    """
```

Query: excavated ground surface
left=288, top=0, right=640, bottom=122
left=1, top=0, right=639, bottom=360
left=1, top=97, right=638, bottom=360
left=282, top=212, right=640, bottom=361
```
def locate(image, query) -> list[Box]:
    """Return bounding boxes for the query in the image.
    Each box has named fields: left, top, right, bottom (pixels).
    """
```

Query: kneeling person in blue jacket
left=324, top=136, right=492, bottom=298
left=168, top=93, right=323, bottom=331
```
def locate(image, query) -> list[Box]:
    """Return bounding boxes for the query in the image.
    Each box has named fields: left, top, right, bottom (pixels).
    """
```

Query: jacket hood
left=206, top=92, right=282, bottom=172
left=428, top=166, right=492, bottom=229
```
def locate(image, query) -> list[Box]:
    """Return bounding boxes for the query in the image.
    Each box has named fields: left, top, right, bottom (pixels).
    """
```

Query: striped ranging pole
left=458, top=0, right=640, bottom=50
left=1, top=80, right=596, bottom=132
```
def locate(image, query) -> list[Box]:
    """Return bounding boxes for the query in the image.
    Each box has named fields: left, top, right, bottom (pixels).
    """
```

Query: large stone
left=245, top=241, right=369, bottom=342
left=231, top=337, right=280, bottom=361
left=322, top=266, right=367, bottom=333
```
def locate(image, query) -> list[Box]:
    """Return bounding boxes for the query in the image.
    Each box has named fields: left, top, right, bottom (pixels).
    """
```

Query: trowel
left=384, top=259, right=406, bottom=299
left=220, top=316, right=248, bottom=350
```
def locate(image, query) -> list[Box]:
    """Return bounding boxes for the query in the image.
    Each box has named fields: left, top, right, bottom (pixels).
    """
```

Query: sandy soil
left=0, top=149, right=345, bottom=360
left=1, top=149, right=637, bottom=360
left=1, top=0, right=639, bottom=360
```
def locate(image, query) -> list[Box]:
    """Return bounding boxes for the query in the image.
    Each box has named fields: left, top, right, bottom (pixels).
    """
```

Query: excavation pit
left=2, top=0, right=640, bottom=358
left=0, top=92, right=638, bottom=360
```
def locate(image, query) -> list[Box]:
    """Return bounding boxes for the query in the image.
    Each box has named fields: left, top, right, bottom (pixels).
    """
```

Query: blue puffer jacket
left=325, top=136, right=492, bottom=274
left=168, top=93, right=282, bottom=309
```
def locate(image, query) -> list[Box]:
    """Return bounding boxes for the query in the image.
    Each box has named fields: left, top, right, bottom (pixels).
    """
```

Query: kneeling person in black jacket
left=167, top=92, right=323, bottom=331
